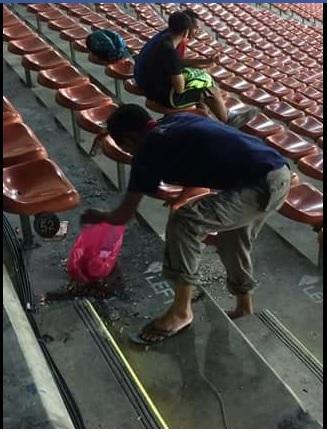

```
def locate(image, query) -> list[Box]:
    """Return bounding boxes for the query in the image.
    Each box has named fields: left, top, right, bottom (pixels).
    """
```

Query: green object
left=183, top=67, right=214, bottom=90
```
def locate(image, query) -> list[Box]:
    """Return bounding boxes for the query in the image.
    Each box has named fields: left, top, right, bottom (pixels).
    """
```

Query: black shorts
left=168, top=86, right=216, bottom=108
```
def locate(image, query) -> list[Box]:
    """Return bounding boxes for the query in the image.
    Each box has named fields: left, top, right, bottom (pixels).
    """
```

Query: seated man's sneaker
left=227, top=107, right=258, bottom=129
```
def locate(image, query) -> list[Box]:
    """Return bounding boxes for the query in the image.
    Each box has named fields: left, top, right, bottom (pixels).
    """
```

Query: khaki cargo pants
left=163, top=165, right=291, bottom=295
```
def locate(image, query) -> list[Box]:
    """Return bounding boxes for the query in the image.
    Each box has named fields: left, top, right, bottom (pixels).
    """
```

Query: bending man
left=81, top=105, right=291, bottom=344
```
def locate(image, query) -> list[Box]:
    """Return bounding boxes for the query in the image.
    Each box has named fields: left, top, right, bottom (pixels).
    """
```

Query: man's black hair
left=168, top=11, right=193, bottom=35
left=183, top=8, right=199, bottom=26
left=107, top=104, right=152, bottom=142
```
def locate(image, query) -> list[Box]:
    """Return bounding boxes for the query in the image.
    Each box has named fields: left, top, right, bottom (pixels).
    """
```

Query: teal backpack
left=86, top=30, right=129, bottom=61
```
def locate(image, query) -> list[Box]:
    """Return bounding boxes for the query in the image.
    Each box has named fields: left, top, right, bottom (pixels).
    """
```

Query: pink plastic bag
left=67, top=223, right=125, bottom=283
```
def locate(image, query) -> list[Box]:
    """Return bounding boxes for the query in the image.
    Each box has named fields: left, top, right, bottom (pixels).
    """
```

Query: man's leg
left=216, top=219, right=266, bottom=319
left=203, top=86, right=229, bottom=123
left=141, top=187, right=268, bottom=341
left=141, top=283, right=194, bottom=342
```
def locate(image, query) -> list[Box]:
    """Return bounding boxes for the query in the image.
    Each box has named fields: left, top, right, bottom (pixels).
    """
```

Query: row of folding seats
left=273, top=3, right=323, bottom=23
left=3, top=97, right=80, bottom=224
left=3, top=8, right=201, bottom=204
left=3, top=5, right=324, bottom=240
left=63, top=3, right=324, bottom=181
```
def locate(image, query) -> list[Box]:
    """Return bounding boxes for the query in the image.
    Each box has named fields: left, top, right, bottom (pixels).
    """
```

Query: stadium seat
left=3, top=14, right=20, bottom=28
left=60, top=26, right=89, bottom=41
left=3, top=122, right=48, bottom=167
left=22, top=49, right=69, bottom=71
left=123, top=79, right=145, bottom=96
left=279, top=183, right=323, bottom=227
left=56, top=83, right=111, bottom=111
left=72, top=39, right=89, bottom=53
left=220, top=76, right=255, bottom=94
left=265, top=131, right=318, bottom=160
left=208, top=65, right=234, bottom=82
left=305, top=104, right=323, bottom=122
left=298, top=151, right=323, bottom=181
left=37, top=64, right=90, bottom=89
left=282, top=93, right=317, bottom=110
left=242, top=113, right=285, bottom=138
left=3, top=158, right=80, bottom=215
left=105, top=58, right=134, bottom=80
left=97, top=133, right=133, bottom=164
left=290, top=116, right=323, bottom=139
left=244, top=71, right=272, bottom=86
left=3, top=96, right=16, bottom=113
left=317, top=137, right=323, bottom=150
left=48, top=17, right=79, bottom=31
left=38, top=10, right=65, bottom=22
left=263, top=101, right=305, bottom=123
left=262, top=81, right=294, bottom=98
left=76, top=103, right=118, bottom=134
left=80, top=13, right=108, bottom=25
left=3, top=23, right=34, bottom=41
left=8, top=36, right=50, bottom=56
left=300, top=87, right=322, bottom=102
left=241, top=88, right=278, bottom=108
left=280, top=77, right=306, bottom=91
left=27, top=3, right=53, bottom=13
left=3, top=110, right=23, bottom=127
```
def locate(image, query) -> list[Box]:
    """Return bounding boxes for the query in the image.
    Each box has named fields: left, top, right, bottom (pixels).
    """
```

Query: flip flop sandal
left=129, top=321, right=192, bottom=345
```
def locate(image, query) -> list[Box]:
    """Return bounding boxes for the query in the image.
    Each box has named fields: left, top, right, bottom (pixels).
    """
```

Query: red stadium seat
left=262, top=81, right=293, bottom=98
left=263, top=101, right=305, bottom=123
left=37, top=64, right=90, bottom=89
left=123, top=79, right=145, bottom=96
left=282, top=93, right=317, bottom=111
left=3, top=110, right=23, bottom=127
left=3, top=23, right=34, bottom=41
left=60, top=26, right=89, bottom=41
left=56, top=83, right=111, bottom=110
left=265, top=131, right=318, bottom=160
left=242, top=113, right=284, bottom=138
left=3, top=158, right=80, bottom=215
left=279, top=183, right=323, bottom=227
left=22, top=49, right=69, bottom=71
left=220, top=76, right=255, bottom=94
left=290, top=116, right=323, bottom=140
left=48, top=17, right=79, bottom=31
left=105, top=58, right=134, bottom=80
left=38, top=10, right=65, bottom=22
left=241, top=88, right=278, bottom=108
left=8, top=36, right=50, bottom=55
left=305, top=104, right=323, bottom=122
left=298, top=151, right=323, bottom=181
left=76, top=103, right=118, bottom=134
left=3, top=123, right=48, bottom=167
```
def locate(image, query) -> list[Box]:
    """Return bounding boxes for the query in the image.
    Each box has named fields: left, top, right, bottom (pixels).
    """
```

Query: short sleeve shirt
left=134, top=33, right=182, bottom=104
left=128, top=113, right=286, bottom=194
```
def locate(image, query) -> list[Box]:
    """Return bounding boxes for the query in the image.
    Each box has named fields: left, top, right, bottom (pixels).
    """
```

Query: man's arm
left=181, top=54, right=219, bottom=69
left=171, top=73, right=185, bottom=94
left=80, top=192, right=143, bottom=226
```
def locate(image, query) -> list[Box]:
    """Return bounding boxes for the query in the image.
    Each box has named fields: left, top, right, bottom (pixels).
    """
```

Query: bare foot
left=141, top=309, right=193, bottom=343
left=226, top=308, right=252, bottom=320
left=226, top=293, right=254, bottom=319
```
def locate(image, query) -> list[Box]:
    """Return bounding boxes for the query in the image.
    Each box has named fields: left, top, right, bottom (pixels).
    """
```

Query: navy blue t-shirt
left=128, top=113, right=286, bottom=194
left=134, top=30, right=182, bottom=104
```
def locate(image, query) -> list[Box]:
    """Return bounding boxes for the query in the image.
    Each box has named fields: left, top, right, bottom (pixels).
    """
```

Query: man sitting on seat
left=134, top=11, right=256, bottom=127
left=81, top=104, right=291, bottom=344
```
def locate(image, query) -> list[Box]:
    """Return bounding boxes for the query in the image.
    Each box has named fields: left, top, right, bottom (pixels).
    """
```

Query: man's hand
left=80, top=209, right=108, bottom=226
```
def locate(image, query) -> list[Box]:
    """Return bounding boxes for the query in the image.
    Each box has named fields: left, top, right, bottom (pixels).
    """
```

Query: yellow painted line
left=85, top=300, right=169, bottom=429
